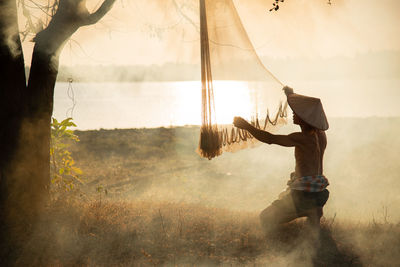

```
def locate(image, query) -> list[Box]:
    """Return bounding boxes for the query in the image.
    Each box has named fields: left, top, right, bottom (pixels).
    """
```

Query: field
left=71, top=117, right=400, bottom=221
left=18, top=200, right=400, bottom=266
left=23, top=117, right=400, bottom=266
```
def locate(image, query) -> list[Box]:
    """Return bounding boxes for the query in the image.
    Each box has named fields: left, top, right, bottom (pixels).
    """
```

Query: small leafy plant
left=50, top=117, right=83, bottom=194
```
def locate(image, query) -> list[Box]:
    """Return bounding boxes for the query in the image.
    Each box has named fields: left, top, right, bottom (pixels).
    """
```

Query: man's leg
left=259, top=205, right=298, bottom=234
left=295, top=190, right=329, bottom=228
left=300, top=207, right=323, bottom=228
left=259, top=191, right=298, bottom=234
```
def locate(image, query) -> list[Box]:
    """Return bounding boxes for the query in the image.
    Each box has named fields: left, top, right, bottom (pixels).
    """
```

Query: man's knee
left=259, top=205, right=277, bottom=226
left=259, top=204, right=288, bottom=232
left=260, top=201, right=299, bottom=231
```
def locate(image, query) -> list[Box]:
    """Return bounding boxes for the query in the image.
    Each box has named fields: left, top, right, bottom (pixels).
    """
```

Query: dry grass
left=69, top=118, right=400, bottom=222
left=19, top=118, right=398, bottom=266
left=15, top=199, right=400, bottom=266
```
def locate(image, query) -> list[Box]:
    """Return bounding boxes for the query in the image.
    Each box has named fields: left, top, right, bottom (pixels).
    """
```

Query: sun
left=212, top=80, right=253, bottom=125
left=170, top=80, right=253, bottom=127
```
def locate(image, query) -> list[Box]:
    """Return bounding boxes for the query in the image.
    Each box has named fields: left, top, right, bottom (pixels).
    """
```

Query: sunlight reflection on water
left=53, top=81, right=255, bottom=130
left=53, top=79, right=400, bottom=130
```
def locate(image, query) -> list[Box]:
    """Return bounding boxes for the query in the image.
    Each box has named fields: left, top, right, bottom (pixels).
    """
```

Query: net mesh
left=198, top=0, right=287, bottom=159
left=114, top=0, right=288, bottom=159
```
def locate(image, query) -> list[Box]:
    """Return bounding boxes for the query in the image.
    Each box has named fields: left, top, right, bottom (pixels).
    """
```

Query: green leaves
left=51, top=117, right=79, bottom=142
left=50, top=117, right=83, bottom=194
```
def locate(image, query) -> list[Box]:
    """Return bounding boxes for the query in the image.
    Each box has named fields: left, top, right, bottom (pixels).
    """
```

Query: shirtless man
left=233, top=86, right=329, bottom=232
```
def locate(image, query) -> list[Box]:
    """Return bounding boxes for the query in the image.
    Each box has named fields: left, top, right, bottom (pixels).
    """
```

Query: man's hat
left=284, top=86, right=329, bottom=131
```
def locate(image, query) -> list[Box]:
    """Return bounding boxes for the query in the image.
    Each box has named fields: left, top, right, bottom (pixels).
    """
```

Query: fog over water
left=6, top=0, right=399, bottom=264
left=52, top=79, right=400, bottom=223
left=51, top=63, right=400, bottom=226
left=53, top=79, right=400, bottom=130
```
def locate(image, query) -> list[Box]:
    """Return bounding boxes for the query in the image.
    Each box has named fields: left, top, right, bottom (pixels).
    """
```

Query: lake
left=53, top=79, right=400, bottom=130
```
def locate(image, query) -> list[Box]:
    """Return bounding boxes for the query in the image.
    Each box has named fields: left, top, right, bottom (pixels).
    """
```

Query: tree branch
left=80, top=0, right=116, bottom=26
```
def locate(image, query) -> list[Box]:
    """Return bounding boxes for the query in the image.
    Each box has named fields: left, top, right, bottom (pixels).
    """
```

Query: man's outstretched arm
left=233, top=116, right=301, bottom=147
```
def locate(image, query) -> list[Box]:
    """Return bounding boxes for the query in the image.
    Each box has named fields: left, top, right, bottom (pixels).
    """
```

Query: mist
left=15, top=116, right=400, bottom=266
left=3, top=0, right=400, bottom=265
left=68, top=118, right=400, bottom=222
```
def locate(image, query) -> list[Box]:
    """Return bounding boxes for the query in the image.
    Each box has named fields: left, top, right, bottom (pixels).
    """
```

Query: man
left=233, top=86, right=329, bottom=232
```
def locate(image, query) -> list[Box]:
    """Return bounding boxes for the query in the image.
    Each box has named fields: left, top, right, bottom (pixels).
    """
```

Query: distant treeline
left=24, top=51, right=400, bottom=82
left=268, top=50, right=400, bottom=81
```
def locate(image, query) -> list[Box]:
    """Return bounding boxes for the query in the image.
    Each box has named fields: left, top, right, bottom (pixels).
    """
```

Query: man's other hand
left=233, top=117, right=250, bottom=130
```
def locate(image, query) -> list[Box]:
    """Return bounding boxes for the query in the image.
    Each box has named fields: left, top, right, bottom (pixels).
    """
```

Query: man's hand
left=233, top=116, right=251, bottom=130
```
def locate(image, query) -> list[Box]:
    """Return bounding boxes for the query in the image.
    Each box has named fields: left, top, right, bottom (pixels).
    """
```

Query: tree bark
left=0, top=0, right=29, bottom=263
left=0, top=0, right=115, bottom=263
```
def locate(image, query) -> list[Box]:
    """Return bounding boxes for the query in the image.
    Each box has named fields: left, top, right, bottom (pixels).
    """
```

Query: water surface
left=53, top=79, right=400, bottom=130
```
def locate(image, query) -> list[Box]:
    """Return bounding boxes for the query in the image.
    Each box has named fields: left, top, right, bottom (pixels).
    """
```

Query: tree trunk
left=0, top=25, right=75, bottom=267
left=0, top=0, right=29, bottom=263
left=0, top=0, right=115, bottom=263
left=0, top=0, right=66, bottom=262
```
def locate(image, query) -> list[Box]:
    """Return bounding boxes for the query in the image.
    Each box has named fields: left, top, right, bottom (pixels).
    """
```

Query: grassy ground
left=18, top=200, right=400, bottom=266
left=70, top=118, right=400, bottom=220
left=31, top=117, right=400, bottom=266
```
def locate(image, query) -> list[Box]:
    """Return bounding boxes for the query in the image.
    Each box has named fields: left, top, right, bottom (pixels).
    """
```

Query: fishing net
left=198, top=0, right=287, bottom=159
left=73, top=0, right=288, bottom=157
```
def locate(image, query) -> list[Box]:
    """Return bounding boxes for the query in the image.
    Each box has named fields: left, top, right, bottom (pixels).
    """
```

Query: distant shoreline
left=26, top=50, right=400, bottom=82
left=72, top=117, right=400, bottom=132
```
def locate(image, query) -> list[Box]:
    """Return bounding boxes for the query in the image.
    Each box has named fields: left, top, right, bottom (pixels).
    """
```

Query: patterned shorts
left=272, top=189, right=330, bottom=215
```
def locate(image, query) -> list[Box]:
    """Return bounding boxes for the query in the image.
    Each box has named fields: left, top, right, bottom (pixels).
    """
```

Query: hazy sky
left=20, top=0, right=400, bottom=66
